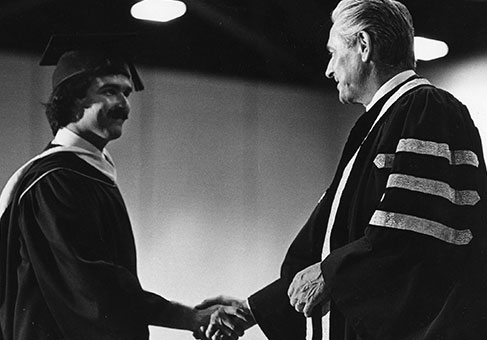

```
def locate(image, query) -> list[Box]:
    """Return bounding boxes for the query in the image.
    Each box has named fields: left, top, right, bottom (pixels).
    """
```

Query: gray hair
left=331, top=0, right=416, bottom=70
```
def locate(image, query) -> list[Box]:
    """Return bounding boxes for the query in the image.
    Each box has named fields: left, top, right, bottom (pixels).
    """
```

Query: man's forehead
left=326, top=25, right=340, bottom=50
left=92, top=74, right=133, bottom=90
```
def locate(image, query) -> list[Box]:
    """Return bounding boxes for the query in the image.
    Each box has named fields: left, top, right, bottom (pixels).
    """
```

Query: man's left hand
left=287, top=262, right=329, bottom=317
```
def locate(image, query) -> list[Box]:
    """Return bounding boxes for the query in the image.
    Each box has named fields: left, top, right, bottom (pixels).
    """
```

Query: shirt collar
left=365, top=70, right=416, bottom=111
left=52, top=127, right=116, bottom=175
left=52, top=127, right=103, bottom=155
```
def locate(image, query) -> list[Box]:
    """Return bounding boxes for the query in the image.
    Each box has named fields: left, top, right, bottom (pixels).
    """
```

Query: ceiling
left=1, top=0, right=486, bottom=89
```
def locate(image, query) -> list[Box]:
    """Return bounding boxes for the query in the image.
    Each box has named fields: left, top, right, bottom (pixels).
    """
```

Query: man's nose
left=324, top=61, right=334, bottom=79
left=117, top=93, right=130, bottom=109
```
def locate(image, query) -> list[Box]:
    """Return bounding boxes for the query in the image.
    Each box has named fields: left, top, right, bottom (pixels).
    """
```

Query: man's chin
left=338, top=93, right=356, bottom=105
left=338, top=94, right=350, bottom=104
left=104, top=126, right=123, bottom=141
left=111, top=129, right=123, bottom=140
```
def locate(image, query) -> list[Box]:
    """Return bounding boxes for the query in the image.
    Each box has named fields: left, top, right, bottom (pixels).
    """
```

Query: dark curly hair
left=43, top=73, right=95, bottom=135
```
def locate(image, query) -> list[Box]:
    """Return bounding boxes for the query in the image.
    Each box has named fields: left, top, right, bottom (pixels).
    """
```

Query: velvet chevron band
left=386, top=174, right=480, bottom=206
left=369, top=210, right=473, bottom=245
left=396, top=138, right=479, bottom=167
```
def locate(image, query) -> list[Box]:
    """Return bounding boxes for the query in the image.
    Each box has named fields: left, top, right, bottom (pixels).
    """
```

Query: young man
left=0, top=34, right=246, bottom=340
left=198, top=1, right=487, bottom=339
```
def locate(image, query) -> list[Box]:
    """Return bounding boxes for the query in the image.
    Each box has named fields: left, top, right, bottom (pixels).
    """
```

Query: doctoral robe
left=248, top=79, right=487, bottom=340
left=0, top=150, right=173, bottom=340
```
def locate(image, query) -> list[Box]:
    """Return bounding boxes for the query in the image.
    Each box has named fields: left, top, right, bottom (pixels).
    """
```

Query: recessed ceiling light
left=131, top=0, right=187, bottom=23
left=414, top=36, right=449, bottom=61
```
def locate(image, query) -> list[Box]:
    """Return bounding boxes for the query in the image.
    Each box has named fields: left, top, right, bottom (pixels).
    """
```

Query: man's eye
left=103, top=89, right=116, bottom=96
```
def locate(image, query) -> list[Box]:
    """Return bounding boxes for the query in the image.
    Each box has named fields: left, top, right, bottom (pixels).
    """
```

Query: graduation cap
left=39, top=33, right=144, bottom=91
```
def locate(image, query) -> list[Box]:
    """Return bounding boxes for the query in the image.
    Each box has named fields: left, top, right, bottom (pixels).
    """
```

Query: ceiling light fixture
left=414, top=36, right=449, bottom=61
left=131, top=0, right=187, bottom=23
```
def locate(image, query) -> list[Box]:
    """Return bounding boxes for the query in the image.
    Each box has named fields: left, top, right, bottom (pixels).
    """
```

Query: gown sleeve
left=321, top=88, right=487, bottom=339
left=17, top=167, right=174, bottom=339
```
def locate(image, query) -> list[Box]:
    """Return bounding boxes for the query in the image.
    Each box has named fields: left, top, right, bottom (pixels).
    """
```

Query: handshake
left=190, top=295, right=256, bottom=340
left=188, top=262, right=329, bottom=340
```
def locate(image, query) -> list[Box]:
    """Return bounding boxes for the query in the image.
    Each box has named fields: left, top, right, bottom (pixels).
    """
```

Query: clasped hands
left=192, top=262, right=328, bottom=340
left=192, top=296, right=255, bottom=340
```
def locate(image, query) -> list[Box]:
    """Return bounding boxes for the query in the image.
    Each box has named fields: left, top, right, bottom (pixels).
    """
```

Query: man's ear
left=357, top=31, right=372, bottom=62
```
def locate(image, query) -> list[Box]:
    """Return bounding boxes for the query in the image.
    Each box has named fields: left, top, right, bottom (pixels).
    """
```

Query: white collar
left=0, top=128, right=117, bottom=219
left=53, top=127, right=103, bottom=156
left=365, top=70, right=416, bottom=111
left=53, top=128, right=115, bottom=167
left=51, top=127, right=116, bottom=180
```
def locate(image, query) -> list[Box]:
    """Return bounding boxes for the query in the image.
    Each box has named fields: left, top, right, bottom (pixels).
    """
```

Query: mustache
left=107, top=107, right=130, bottom=120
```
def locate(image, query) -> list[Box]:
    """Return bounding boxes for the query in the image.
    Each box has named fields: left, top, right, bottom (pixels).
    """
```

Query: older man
left=0, top=34, right=247, bottom=340
left=199, top=1, right=487, bottom=339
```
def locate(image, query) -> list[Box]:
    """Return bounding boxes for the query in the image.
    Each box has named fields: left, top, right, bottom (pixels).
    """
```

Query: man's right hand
left=194, top=296, right=256, bottom=340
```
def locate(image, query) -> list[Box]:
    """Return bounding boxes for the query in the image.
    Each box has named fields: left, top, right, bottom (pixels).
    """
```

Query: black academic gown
left=248, top=80, right=487, bottom=340
left=0, top=150, right=173, bottom=340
